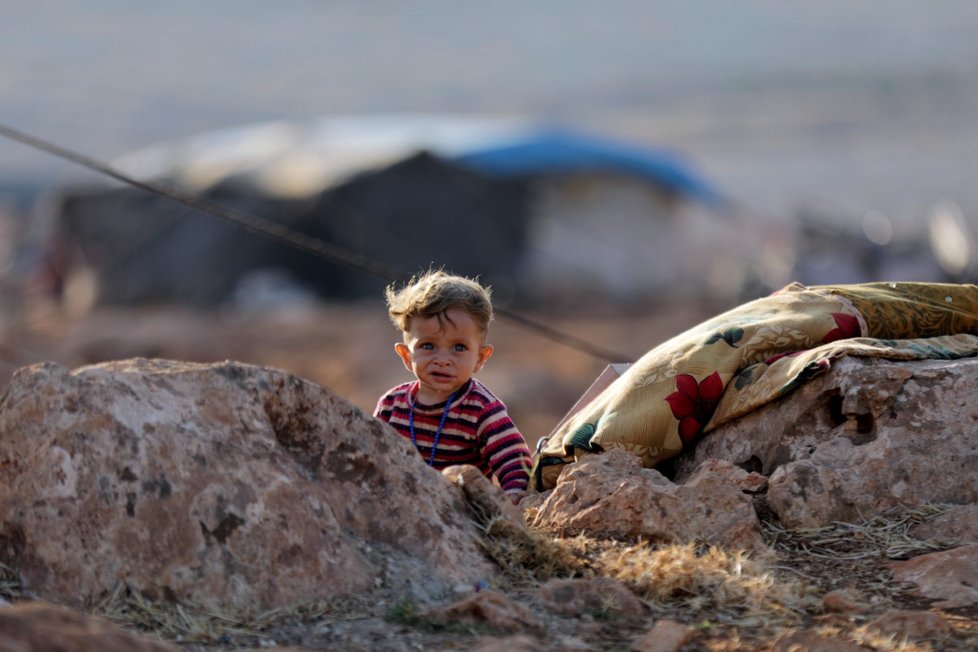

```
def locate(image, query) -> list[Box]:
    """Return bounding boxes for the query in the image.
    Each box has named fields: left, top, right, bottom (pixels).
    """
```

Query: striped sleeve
left=373, top=390, right=397, bottom=422
left=374, top=382, right=414, bottom=426
left=475, top=392, right=532, bottom=495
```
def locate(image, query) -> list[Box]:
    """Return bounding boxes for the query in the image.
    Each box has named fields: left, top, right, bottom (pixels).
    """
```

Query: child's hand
left=507, top=490, right=527, bottom=505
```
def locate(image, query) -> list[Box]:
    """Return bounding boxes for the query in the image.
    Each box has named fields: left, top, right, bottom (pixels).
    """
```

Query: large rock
left=0, top=600, right=179, bottom=652
left=534, top=577, right=645, bottom=619
left=888, top=545, right=978, bottom=609
left=909, top=505, right=978, bottom=545
left=527, top=449, right=764, bottom=551
left=673, top=356, right=978, bottom=528
left=0, top=359, right=496, bottom=610
left=864, top=609, right=951, bottom=641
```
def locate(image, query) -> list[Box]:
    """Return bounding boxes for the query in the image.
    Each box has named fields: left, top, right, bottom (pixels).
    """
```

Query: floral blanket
left=533, top=282, right=978, bottom=491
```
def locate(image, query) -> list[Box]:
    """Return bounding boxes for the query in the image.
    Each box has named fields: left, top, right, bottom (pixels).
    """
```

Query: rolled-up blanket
left=533, top=282, right=978, bottom=491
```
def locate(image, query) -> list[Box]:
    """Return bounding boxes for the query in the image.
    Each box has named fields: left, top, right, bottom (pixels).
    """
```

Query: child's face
left=395, top=307, right=493, bottom=404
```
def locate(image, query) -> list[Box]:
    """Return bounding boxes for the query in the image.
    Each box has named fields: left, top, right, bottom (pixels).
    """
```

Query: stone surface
left=422, top=590, right=544, bottom=634
left=535, top=577, right=645, bottom=619
left=672, top=357, right=978, bottom=528
left=0, top=359, right=496, bottom=609
left=769, top=629, right=866, bottom=652
left=528, top=449, right=765, bottom=551
left=443, top=464, right=528, bottom=540
left=471, top=635, right=542, bottom=652
left=864, top=609, right=951, bottom=641
left=909, top=504, right=978, bottom=545
left=0, top=600, right=179, bottom=652
left=820, top=590, right=870, bottom=615
left=629, top=619, right=693, bottom=652
left=888, top=544, right=978, bottom=609
left=688, top=458, right=768, bottom=494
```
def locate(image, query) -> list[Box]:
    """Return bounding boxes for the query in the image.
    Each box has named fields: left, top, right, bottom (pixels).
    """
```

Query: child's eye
left=420, top=343, right=434, bottom=350
left=453, top=344, right=467, bottom=352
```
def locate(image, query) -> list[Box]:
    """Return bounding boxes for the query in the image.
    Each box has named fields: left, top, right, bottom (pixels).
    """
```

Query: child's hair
left=385, top=269, right=493, bottom=335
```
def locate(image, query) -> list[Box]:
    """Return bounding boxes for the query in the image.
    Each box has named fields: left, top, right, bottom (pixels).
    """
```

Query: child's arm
left=478, top=404, right=533, bottom=502
left=373, top=391, right=395, bottom=422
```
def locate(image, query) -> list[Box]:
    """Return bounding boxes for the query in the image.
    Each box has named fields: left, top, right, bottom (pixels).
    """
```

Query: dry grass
left=474, top=514, right=579, bottom=588
left=589, top=541, right=811, bottom=620
left=505, top=503, right=976, bottom=651
left=5, top=305, right=975, bottom=649
left=762, top=504, right=956, bottom=561
left=95, top=584, right=371, bottom=647
left=461, top=502, right=968, bottom=647
left=0, top=560, right=22, bottom=601
left=758, top=504, right=964, bottom=616
left=820, top=622, right=943, bottom=652
left=3, top=502, right=976, bottom=650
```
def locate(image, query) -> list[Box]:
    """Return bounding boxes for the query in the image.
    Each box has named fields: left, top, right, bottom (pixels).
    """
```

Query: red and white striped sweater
left=373, top=378, right=532, bottom=495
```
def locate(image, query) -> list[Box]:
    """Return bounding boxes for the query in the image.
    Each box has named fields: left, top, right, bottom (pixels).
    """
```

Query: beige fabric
left=533, top=282, right=978, bottom=491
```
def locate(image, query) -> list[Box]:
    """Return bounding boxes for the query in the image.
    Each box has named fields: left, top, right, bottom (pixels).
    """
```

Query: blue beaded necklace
left=409, top=385, right=459, bottom=466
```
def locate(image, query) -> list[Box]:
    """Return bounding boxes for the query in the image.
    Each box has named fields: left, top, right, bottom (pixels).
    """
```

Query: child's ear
left=394, top=343, right=413, bottom=372
left=474, top=344, right=494, bottom=372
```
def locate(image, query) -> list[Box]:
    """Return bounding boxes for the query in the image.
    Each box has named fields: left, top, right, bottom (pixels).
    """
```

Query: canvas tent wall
left=42, top=117, right=732, bottom=311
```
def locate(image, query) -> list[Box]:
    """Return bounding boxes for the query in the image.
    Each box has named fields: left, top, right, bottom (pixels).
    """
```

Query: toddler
left=373, top=270, right=532, bottom=503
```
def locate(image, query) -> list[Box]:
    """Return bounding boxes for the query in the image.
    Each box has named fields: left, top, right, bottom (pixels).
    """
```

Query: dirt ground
left=2, top=299, right=978, bottom=651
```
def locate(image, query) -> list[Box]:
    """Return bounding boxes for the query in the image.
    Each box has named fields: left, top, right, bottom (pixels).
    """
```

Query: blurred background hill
left=2, top=1, right=978, bottom=443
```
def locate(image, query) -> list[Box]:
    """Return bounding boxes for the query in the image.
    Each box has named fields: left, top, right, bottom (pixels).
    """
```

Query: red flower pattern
left=821, top=312, right=861, bottom=344
left=665, top=371, right=724, bottom=444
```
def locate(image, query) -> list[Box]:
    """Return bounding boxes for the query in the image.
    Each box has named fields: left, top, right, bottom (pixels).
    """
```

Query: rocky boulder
left=534, top=577, right=645, bottom=619
left=0, top=359, right=497, bottom=610
left=909, top=504, right=978, bottom=544
left=888, top=545, right=978, bottom=609
left=0, top=600, right=179, bottom=652
left=526, top=449, right=765, bottom=551
left=672, top=356, right=978, bottom=528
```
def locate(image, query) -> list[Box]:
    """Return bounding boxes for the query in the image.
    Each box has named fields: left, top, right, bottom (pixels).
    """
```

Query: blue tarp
left=451, top=127, right=726, bottom=209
